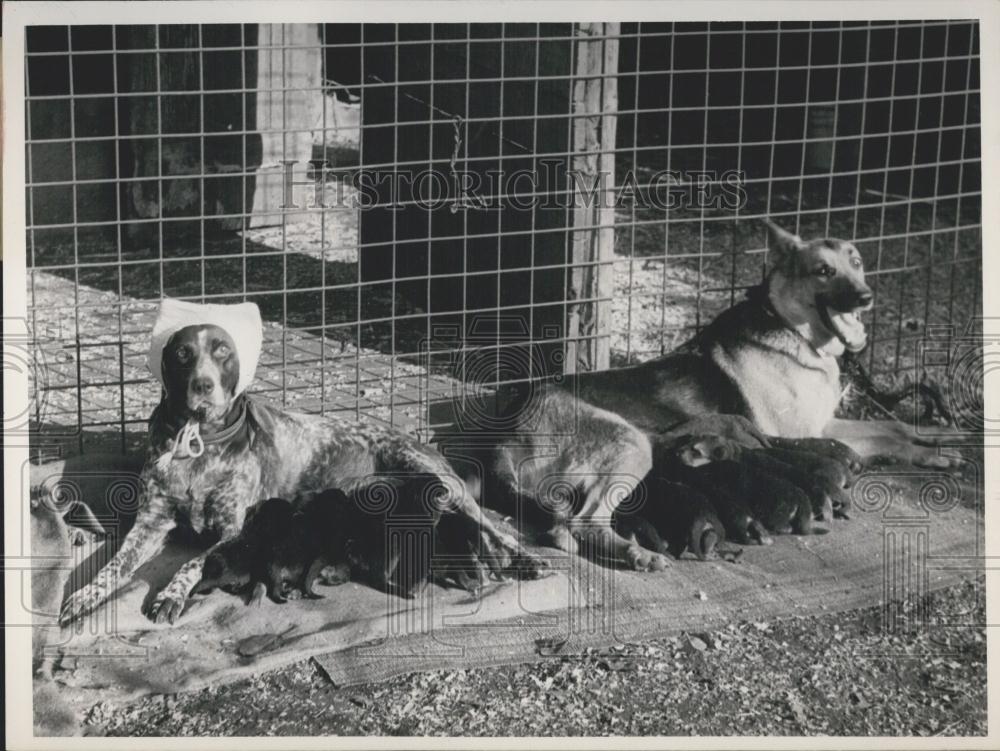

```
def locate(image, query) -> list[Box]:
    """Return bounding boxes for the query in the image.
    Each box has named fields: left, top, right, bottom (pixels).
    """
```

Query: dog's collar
left=749, top=283, right=838, bottom=359
left=153, top=394, right=252, bottom=471
left=200, top=394, right=251, bottom=447
left=747, top=284, right=787, bottom=327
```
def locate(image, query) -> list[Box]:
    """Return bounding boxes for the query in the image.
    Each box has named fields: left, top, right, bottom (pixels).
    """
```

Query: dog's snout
left=858, top=291, right=873, bottom=307
left=191, top=376, right=215, bottom=396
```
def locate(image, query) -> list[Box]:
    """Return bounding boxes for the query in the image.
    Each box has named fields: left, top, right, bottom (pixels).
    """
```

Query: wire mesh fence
left=24, top=20, right=982, bottom=457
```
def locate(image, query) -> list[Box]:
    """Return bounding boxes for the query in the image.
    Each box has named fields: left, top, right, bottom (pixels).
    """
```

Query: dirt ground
left=86, top=578, right=985, bottom=738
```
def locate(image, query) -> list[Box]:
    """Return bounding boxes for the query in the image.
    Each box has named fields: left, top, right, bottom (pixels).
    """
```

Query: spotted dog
left=60, top=307, right=545, bottom=626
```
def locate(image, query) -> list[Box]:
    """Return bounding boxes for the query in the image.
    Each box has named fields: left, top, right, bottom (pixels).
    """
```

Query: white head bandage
left=148, top=298, right=263, bottom=397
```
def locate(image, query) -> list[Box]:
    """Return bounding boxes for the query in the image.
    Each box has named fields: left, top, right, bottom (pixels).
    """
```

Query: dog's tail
left=690, top=519, right=720, bottom=560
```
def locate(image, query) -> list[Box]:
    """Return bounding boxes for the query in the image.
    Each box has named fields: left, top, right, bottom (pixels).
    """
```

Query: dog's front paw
left=625, top=545, right=671, bottom=572
left=66, top=527, right=91, bottom=546
left=869, top=438, right=963, bottom=470
left=487, top=531, right=549, bottom=580
left=248, top=582, right=267, bottom=607
left=748, top=520, right=773, bottom=546
left=908, top=446, right=963, bottom=470
left=508, top=546, right=549, bottom=580
left=430, top=549, right=487, bottom=595
left=146, top=591, right=187, bottom=624
left=867, top=422, right=964, bottom=469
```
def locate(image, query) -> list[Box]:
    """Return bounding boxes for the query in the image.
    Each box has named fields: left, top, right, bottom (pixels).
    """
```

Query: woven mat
left=29, top=456, right=982, bottom=717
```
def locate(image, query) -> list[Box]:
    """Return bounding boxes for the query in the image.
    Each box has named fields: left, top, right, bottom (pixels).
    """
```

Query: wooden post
left=250, top=23, right=324, bottom=228
left=565, top=23, right=619, bottom=374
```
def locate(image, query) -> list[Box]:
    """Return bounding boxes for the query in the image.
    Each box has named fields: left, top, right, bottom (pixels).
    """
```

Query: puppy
left=762, top=445, right=856, bottom=518
left=196, top=493, right=350, bottom=605
left=742, top=449, right=853, bottom=521
left=673, top=432, right=855, bottom=522
left=347, top=474, right=485, bottom=598
left=718, top=459, right=816, bottom=535
left=196, top=477, right=457, bottom=603
left=656, top=439, right=773, bottom=546
left=766, top=436, right=864, bottom=476
left=617, top=475, right=725, bottom=561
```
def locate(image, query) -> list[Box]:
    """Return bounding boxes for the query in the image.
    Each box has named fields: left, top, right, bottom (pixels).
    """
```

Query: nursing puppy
left=196, top=476, right=482, bottom=601
left=195, top=494, right=350, bottom=605
left=615, top=476, right=725, bottom=561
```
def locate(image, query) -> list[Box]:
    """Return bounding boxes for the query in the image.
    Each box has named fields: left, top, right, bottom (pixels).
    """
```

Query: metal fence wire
left=24, top=21, right=982, bottom=457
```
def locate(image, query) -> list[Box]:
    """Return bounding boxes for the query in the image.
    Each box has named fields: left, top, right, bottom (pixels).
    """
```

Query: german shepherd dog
left=472, top=219, right=958, bottom=570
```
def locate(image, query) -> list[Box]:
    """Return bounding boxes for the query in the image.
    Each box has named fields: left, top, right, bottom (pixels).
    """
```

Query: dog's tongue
left=826, top=309, right=867, bottom=352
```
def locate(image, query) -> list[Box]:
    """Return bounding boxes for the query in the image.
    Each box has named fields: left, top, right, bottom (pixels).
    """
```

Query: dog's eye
left=816, top=264, right=836, bottom=278
left=214, top=343, right=231, bottom=359
left=175, top=345, right=192, bottom=363
left=850, top=256, right=863, bottom=269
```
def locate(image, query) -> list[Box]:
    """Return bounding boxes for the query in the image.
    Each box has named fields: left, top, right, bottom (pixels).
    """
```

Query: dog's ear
left=678, top=438, right=715, bottom=468
left=764, top=219, right=806, bottom=267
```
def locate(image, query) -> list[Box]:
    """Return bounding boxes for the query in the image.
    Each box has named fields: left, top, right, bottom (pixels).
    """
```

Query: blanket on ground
left=28, top=454, right=982, bottom=719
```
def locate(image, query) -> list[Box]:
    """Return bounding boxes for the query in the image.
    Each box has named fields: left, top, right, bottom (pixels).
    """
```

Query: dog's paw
left=485, top=531, right=549, bottom=580
left=146, top=592, right=187, bottom=624
left=625, top=545, right=671, bottom=572
left=508, top=546, right=549, bottom=579
left=748, top=521, right=773, bottom=546
left=868, top=442, right=963, bottom=470
left=66, top=527, right=91, bottom=547
left=432, top=554, right=486, bottom=595
left=248, top=582, right=266, bottom=607
left=910, top=447, right=964, bottom=470
left=316, top=564, right=350, bottom=586
left=864, top=422, right=965, bottom=469
left=814, top=493, right=834, bottom=522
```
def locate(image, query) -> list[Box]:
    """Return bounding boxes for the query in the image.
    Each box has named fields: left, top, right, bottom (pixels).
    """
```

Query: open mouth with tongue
left=817, top=305, right=868, bottom=352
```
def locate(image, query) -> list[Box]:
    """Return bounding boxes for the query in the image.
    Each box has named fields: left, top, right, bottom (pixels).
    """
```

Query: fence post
left=565, top=23, right=619, bottom=374
left=250, top=23, right=324, bottom=228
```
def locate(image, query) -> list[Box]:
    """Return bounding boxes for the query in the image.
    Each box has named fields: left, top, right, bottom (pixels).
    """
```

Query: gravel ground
left=89, top=578, right=985, bottom=738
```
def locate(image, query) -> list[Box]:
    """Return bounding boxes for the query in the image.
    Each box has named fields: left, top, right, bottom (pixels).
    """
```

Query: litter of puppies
left=613, top=423, right=864, bottom=564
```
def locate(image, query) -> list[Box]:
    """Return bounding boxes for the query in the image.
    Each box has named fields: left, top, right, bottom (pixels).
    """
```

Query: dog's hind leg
left=613, top=514, right=671, bottom=558
left=537, top=420, right=672, bottom=571
left=566, top=439, right=670, bottom=572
